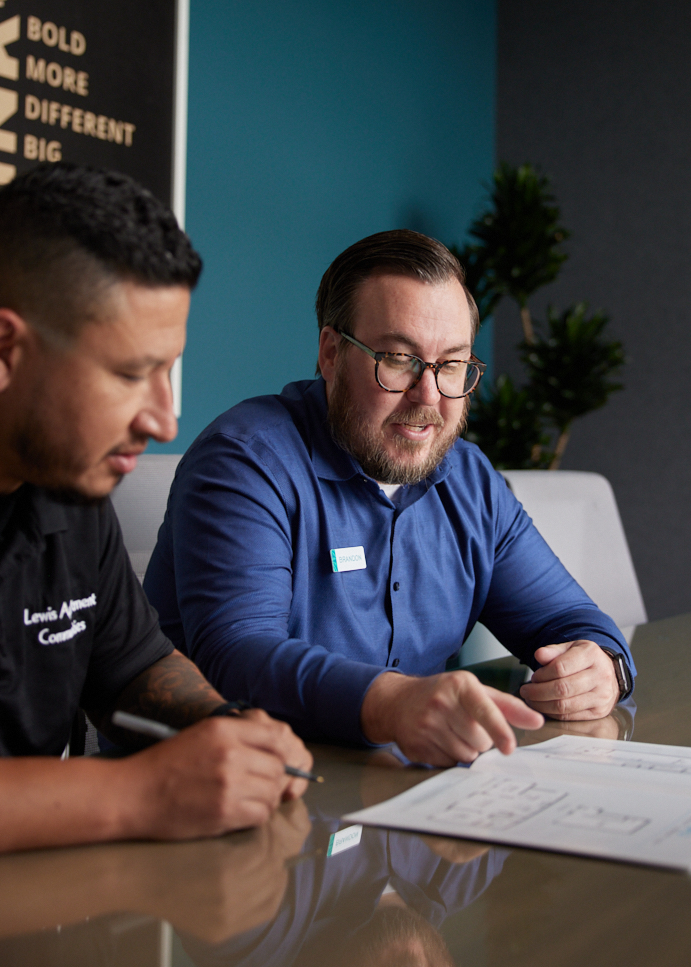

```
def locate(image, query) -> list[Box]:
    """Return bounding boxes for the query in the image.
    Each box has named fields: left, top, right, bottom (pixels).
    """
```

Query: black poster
left=0, top=0, right=178, bottom=205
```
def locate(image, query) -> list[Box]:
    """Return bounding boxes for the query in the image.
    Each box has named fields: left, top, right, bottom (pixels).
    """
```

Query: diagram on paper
left=432, top=776, right=566, bottom=831
left=345, top=737, right=691, bottom=873
left=655, top=812, right=691, bottom=844
left=540, top=747, right=691, bottom=776
left=553, top=804, right=650, bottom=835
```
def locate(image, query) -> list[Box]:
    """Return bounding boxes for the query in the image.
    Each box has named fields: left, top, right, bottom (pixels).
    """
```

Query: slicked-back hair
left=315, top=229, right=479, bottom=374
left=0, top=162, right=202, bottom=344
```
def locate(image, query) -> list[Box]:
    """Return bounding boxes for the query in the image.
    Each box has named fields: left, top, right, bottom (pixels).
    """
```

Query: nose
left=132, top=374, right=179, bottom=443
left=405, top=365, right=441, bottom=406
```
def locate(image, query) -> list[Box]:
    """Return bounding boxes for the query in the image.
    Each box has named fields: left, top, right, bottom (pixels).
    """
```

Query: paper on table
left=343, top=736, right=691, bottom=872
left=474, top=735, right=691, bottom=791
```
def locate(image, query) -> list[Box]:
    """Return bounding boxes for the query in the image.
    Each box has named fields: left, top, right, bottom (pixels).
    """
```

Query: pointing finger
left=457, top=679, right=518, bottom=755
left=486, top=688, right=545, bottom=731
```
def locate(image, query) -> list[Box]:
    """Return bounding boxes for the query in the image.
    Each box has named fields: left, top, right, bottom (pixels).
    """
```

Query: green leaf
left=465, top=375, right=551, bottom=469
left=449, top=243, right=499, bottom=324
left=462, top=162, right=570, bottom=309
left=521, top=303, right=625, bottom=432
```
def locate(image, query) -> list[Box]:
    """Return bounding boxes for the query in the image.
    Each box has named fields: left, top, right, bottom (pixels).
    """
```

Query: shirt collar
left=302, top=378, right=363, bottom=482
left=300, top=377, right=456, bottom=487
left=30, top=487, right=71, bottom=536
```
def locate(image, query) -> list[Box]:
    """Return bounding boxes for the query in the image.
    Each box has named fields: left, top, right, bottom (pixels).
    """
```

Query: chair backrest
left=110, top=454, right=181, bottom=582
left=502, top=470, right=647, bottom=633
left=460, top=469, right=646, bottom=667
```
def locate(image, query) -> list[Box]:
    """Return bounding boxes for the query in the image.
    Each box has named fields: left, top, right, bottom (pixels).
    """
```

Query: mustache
left=383, top=407, right=445, bottom=429
left=107, top=436, right=149, bottom=457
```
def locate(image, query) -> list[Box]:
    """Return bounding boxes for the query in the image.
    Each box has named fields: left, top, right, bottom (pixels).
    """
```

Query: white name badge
left=330, top=545, right=367, bottom=573
left=327, top=824, right=363, bottom=857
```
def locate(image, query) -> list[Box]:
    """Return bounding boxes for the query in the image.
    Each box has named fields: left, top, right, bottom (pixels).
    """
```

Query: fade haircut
left=0, top=162, right=202, bottom=345
left=315, top=229, right=479, bottom=374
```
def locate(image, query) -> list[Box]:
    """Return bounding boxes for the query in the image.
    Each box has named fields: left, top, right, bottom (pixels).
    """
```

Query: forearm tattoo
left=89, top=652, right=226, bottom=743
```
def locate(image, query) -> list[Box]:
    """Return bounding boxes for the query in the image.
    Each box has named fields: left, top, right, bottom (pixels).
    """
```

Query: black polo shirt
left=0, top=485, right=173, bottom=756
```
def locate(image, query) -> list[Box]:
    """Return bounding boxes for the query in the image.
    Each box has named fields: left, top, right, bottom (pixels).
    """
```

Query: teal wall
left=154, top=0, right=496, bottom=453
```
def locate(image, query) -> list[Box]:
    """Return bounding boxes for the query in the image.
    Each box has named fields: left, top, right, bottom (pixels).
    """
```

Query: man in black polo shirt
left=0, top=163, right=311, bottom=852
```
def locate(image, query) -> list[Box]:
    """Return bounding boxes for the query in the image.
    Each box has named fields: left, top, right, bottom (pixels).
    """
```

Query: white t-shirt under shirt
left=378, top=482, right=402, bottom=503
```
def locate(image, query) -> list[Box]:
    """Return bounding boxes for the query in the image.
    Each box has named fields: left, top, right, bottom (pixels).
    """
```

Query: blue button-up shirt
left=144, top=378, right=634, bottom=744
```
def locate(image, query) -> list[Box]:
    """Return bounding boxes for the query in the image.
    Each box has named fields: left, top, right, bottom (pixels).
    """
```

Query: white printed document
left=343, top=736, right=691, bottom=872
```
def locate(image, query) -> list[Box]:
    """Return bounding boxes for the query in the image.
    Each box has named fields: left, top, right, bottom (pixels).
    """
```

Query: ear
left=0, top=309, right=31, bottom=394
left=318, top=326, right=341, bottom=385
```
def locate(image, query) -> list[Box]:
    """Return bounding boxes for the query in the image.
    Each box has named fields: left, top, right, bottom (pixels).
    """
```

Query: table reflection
left=0, top=798, right=311, bottom=963
left=516, top=702, right=636, bottom=746
left=0, top=706, right=640, bottom=967
left=0, top=622, right=683, bottom=967
left=180, top=752, right=509, bottom=967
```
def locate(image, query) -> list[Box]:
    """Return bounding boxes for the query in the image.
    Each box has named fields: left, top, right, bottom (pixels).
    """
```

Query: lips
left=391, top=422, right=436, bottom=442
left=384, top=407, right=444, bottom=429
left=385, top=408, right=444, bottom=442
left=106, top=451, right=144, bottom=475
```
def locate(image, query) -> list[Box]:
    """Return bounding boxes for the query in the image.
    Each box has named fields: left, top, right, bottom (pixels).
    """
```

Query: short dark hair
left=315, top=229, right=479, bottom=357
left=0, top=162, right=202, bottom=343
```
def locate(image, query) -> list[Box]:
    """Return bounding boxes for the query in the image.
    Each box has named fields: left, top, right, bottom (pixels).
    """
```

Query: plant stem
left=549, top=425, right=571, bottom=470
left=520, top=306, right=535, bottom=344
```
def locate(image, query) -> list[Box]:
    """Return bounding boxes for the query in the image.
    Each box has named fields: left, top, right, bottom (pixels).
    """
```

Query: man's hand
left=361, top=671, right=544, bottom=767
left=0, top=650, right=313, bottom=854
left=0, top=710, right=312, bottom=853
left=519, top=640, right=620, bottom=720
left=119, top=709, right=313, bottom=840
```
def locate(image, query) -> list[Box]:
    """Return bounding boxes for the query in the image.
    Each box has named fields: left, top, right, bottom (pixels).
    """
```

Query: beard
left=10, top=402, right=122, bottom=503
left=328, top=364, right=468, bottom=485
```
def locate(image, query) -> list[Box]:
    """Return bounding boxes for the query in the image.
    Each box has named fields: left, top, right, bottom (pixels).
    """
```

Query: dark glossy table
left=1, top=614, right=691, bottom=967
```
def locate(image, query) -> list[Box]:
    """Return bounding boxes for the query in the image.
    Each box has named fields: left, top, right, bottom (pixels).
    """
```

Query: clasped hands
left=361, top=639, right=621, bottom=767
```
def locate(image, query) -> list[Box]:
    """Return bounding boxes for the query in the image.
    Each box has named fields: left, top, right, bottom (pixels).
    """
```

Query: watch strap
left=600, top=647, right=633, bottom=701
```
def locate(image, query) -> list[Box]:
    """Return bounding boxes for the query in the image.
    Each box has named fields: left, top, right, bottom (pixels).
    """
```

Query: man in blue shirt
left=145, top=230, right=634, bottom=767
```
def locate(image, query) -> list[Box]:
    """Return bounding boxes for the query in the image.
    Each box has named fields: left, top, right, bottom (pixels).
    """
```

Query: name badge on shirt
left=327, top=824, right=363, bottom=856
left=330, top=545, right=366, bottom=573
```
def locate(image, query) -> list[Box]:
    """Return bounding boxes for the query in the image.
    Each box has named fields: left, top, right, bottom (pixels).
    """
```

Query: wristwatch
left=600, top=647, right=633, bottom=702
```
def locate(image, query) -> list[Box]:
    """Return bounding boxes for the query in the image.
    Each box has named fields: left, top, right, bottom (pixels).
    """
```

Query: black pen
left=111, top=711, right=324, bottom=782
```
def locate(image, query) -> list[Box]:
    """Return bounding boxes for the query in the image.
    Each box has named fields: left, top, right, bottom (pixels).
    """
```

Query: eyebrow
left=376, top=331, right=472, bottom=357
left=118, top=355, right=169, bottom=369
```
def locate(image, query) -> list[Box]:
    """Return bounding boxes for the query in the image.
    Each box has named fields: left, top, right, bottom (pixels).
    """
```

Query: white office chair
left=460, top=470, right=647, bottom=666
left=110, top=454, right=182, bottom=582
left=75, top=455, right=182, bottom=756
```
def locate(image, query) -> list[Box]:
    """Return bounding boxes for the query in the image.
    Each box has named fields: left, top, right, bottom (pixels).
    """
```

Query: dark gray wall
left=495, top=0, right=691, bottom=620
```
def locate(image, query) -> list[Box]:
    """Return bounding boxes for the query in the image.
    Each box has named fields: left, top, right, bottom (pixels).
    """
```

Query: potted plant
left=452, top=164, right=625, bottom=469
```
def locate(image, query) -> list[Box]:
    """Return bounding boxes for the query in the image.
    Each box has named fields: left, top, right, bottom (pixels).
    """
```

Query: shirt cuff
left=312, top=661, right=397, bottom=745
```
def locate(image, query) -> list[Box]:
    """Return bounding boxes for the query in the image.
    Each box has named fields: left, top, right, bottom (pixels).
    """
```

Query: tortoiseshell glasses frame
left=336, top=330, right=486, bottom=399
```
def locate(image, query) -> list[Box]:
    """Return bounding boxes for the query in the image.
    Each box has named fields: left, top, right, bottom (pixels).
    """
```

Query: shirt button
left=392, top=658, right=400, bottom=667
left=393, top=582, right=400, bottom=591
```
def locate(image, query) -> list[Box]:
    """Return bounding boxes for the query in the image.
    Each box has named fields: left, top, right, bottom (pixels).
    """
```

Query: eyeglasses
left=336, top=331, right=486, bottom=399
